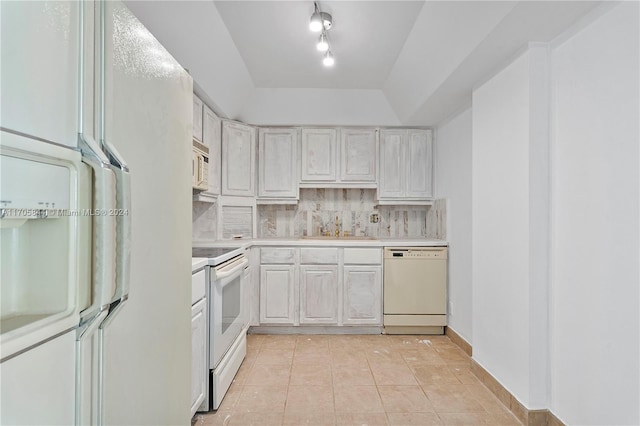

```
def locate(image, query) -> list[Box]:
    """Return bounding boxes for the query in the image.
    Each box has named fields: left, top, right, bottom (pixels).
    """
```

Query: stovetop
left=192, top=246, right=245, bottom=266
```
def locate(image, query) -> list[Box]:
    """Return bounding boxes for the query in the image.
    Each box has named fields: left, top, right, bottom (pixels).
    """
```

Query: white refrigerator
left=0, top=1, right=193, bottom=424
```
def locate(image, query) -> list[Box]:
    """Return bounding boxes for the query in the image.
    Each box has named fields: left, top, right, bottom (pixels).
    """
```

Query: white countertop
left=191, top=257, right=208, bottom=272
left=194, top=238, right=447, bottom=249
left=193, top=238, right=447, bottom=272
left=252, top=238, right=447, bottom=247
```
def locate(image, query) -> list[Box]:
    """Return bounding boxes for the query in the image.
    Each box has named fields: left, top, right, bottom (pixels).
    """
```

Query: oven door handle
left=216, top=258, right=249, bottom=283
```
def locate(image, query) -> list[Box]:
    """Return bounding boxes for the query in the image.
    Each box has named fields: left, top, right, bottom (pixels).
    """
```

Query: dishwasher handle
left=384, top=247, right=448, bottom=259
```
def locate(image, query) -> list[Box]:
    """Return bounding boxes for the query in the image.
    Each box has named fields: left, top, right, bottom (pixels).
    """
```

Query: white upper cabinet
left=378, top=129, right=433, bottom=203
left=192, top=96, right=204, bottom=143
left=258, top=128, right=298, bottom=201
left=222, top=121, right=256, bottom=196
left=202, top=105, right=221, bottom=196
left=406, top=129, right=433, bottom=199
left=340, top=129, right=377, bottom=183
left=300, top=127, right=377, bottom=188
left=378, top=129, right=405, bottom=198
left=300, top=128, right=337, bottom=182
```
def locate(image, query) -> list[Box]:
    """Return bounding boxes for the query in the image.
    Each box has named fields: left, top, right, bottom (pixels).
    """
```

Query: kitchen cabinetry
left=257, top=246, right=383, bottom=328
left=378, top=129, right=433, bottom=204
left=259, top=248, right=297, bottom=324
left=300, top=128, right=377, bottom=188
left=202, top=105, right=221, bottom=196
left=299, top=266, right=339, bottom=324
left=247, top=247, right=260, bottom=327
left=300, top=128, right=337, bottom=182
left=342, top=248, right=382, bottom=325
left=258, top=128, right=298, bottom=202
left=340, top=129, right=377, bottom=183
left=192, top=96, right=203, bottom=143
left=190, top=269, right=207, bottom=416
left=299, top=248, right=339, bottom=324
left=192, top=99, right=221, bottom=203
left=222, top=121, right=256, bottom=197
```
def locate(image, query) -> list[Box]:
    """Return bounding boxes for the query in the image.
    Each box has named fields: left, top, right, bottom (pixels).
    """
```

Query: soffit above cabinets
left=125, top=1, right=602, bottom=126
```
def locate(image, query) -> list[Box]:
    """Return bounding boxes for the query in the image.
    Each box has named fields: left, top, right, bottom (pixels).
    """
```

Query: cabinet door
left=222, top=121, right=256, bottom=196
left=301, top=128, right=337, bottom=182
left=299, top=265, right=339, bottom=324
left=258, top=128, right=298, bottom=198
left=202, top=105, right=221, bottom=195
left=243, top=263, right=251, bottom=330
left=340, top=129, right=377, bottom=182
left=1, top=1, right=80, bottom=148
left=378, top=129, right=405, bottom=198
left=342, top=266, right=382, bottom=325
left=191, top=299, right=207, bottom=416
left=260, top=265, right=296, bottom=324
left=406, top=129, right=433, bottom=199
left=192, top=96, right=204, bottom=142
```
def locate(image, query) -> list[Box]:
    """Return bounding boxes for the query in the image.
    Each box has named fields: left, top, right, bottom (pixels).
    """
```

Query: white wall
left=238, top=89, right=400, bottom=126
left=549, top=2, right=639, bottom=424
left=435, top=107, right=473, bottom=343
left=384, top=2, right=515, bottom=123
left=469, top=3, right=639, bottom=421
left=471, top=45, right=550, bottom=409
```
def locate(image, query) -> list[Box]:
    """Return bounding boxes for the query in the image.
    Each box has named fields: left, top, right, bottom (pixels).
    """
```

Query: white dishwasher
left=383, top=247, right=447, bottom=334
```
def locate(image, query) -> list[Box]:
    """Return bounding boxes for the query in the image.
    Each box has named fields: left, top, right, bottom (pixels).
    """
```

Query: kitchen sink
left=300, top=236, right=378, bottom=240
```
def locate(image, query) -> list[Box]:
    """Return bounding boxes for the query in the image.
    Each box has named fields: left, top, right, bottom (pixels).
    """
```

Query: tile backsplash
left=193, top=190, right=447, bottom=241
left=257, top=189, right=446, bottom=239
left=193, top=201, right=217, bottom=241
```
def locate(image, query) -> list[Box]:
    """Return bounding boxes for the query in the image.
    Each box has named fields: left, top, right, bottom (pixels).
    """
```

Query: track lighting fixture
left=309, top=2, right=335, bottom=67
left=323, top=50, right=335, bottom=67
left=316, top=32, right=329, bottom=52
left=309, top=2, right=332, bottom=32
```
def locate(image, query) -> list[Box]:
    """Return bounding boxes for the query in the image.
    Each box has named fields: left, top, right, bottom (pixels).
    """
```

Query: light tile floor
left=192, top=334, right=522, bottom=426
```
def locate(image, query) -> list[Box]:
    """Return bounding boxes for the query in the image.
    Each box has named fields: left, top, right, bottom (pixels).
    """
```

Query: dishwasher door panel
left=383, top=257, right=447, bottom=315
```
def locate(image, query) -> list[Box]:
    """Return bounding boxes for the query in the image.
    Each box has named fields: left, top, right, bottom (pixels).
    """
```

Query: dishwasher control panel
left=384, top=247, right=447, bottom=259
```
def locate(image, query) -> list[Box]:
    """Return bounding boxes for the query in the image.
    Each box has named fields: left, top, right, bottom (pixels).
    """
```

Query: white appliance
left=383, top=247, right=448, bottom=334
left=192, top=139, right=209, bottom=191
left=1, top=1, right=193, bottom=424
left=192, top=247, right=248, bottom=411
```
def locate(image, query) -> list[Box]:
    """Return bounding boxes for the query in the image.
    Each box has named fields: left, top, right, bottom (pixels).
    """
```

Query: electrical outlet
left=370, top=213, right=379, bottom=223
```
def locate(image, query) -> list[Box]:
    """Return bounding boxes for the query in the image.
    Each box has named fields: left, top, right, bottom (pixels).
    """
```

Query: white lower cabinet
left=257, top=246, right=382, bottom=328
left=299, top=265, right=339, bottom=324
left=260, top=264, right=296, bottom=324
left=190, top=298, right=207, bottom=416
left=343, top=266, right=382, bottom=325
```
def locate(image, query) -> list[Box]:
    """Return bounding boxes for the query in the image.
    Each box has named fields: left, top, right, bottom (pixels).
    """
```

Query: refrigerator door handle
left=79, top=151, right=118, bottom=322
left=77, top=0, right=117, bottom=324
left=103, top=140, right=131, bottom=305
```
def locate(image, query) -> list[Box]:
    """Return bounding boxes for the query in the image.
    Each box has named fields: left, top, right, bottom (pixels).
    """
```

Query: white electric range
left=192, top=246, right=248, bottom=411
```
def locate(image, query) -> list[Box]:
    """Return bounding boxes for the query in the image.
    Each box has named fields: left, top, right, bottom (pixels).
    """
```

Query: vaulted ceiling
left=125, top=1, right=601, bottom=126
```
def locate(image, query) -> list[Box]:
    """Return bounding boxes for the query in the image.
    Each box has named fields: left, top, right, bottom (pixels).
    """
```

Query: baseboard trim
left=443, top=328, right=564, bottom=426
left=444, top=326, right=472, bottom=356
left=470, top=359, right=565, bottom=426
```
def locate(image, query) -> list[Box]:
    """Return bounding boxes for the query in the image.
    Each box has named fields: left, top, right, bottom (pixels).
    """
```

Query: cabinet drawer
left=343, top=248, right=381, bottom=265
left=192, top=269, right=206, bottom=305
left=260, top=248, right=297, bottom=264
left=300, top=248, right=338, bottom=264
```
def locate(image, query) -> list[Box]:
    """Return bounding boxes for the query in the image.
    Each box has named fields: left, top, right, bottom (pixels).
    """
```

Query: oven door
left=209, top=255, right=248, bottom=369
